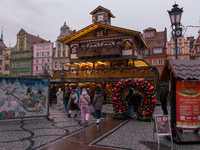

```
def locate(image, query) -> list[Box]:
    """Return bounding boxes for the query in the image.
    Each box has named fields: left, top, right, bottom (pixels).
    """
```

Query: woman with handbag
left=78, top=88, right=91, bottom=125
left=67, top=88, right=78, bottom=118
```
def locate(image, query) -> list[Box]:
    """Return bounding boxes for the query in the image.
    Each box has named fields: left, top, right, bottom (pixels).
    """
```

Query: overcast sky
left=1, top=0, right=200, bottom=47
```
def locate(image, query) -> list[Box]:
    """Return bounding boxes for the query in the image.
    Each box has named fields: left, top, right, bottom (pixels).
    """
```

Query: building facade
left=190, top=30, right=200, bottom=60
left=3, top=47, right=11, bottom=76
left=33, top=42, right=53, bottom=76
left=53, top=6, right=158, bottom=99
left=53, top=22, right=73, bottom=71
left=166, top=36, right=191, bottom=60
left=10, top=29, right=49, bottom=77
left=0, top=39, right=6, bottom=73
left=143, top=27, right=167, bottom=74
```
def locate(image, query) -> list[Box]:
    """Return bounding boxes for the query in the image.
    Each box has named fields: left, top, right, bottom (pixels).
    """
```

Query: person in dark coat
left=133, top=90, right=142, bottom=118
left=92, top=89, right=104, bottom=124
left=160, top=85, right=168, bottom=115
left=64, top=87, right=71, bottom=111
left=125, top=88, right=134, bottom=118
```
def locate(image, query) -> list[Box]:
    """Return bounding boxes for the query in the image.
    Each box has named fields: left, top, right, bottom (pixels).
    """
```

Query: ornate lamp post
left=168, top=3, right=183, bottom=59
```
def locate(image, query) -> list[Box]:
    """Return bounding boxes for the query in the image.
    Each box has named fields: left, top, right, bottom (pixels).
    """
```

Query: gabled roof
left=160, top=59, right=200, bottom=80
left=143, top=27, right=156, bottom=32
left=90, top=6, right=115, bottom=18
left=17, top=28, right=49, bottom=45
left=60, top=23, right=149, bottom=49
left=0, top=39, right=6, bottom=48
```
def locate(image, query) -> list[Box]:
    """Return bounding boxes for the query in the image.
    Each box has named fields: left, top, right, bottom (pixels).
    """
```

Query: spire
left=1, top=27, right=3, bottom=43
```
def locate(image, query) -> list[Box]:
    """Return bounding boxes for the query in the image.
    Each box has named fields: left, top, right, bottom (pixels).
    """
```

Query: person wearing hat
left=160, top=85, right=168, bottom=115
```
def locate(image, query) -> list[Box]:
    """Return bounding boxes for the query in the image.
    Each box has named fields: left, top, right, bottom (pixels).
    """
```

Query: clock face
left=175, top=28, right=182, bottom=37
left=97, top=14, right=104, bottom=22
left=176, top=30, right=181, bottom=36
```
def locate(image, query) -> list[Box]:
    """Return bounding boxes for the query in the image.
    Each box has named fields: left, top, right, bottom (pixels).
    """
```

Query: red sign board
left=176, top=81, right=200, bottom=128
left=155, top=115, right=171, bottom=135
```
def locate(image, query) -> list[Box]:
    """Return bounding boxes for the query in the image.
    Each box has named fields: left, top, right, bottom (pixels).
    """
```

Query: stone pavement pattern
left=0, top=104, right=199, bottom=150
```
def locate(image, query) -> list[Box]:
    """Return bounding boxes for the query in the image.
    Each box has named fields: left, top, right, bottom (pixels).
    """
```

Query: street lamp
left=168, top=3, right=183, bottom=59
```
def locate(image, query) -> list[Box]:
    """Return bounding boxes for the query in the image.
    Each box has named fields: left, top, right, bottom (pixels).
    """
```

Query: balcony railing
left=77, top=45, right=122, bottom=58
left=53, top=66, right=158, bottom=80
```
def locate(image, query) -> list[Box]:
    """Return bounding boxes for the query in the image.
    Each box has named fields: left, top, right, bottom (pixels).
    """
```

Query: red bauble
left=116, top=84, right=119, bottom=88
left=146, top=112, right=150, bottom=116
left=146, top=108, right=150, bottom=112
left=144, top=81, right=148, bottom=84
left=151, top=96, right=154, bottom=99
left=136, top=83, right=139, bottom=86
left=116, top=93, right=119, bottom=97
left=151, top=100, right=156, bottom=104
left=124, top=79, right=129, bottom=84
left=141, top=85, right=144, bottom=89
left=138, top=79, right=144, bottom=83
left=128, top=78, right=133, bottom=82
left=113, top=97, right=118, bottom=101
left=144, top=101, right=148, bottom=105
left=111, top=89, right=115, bottom=92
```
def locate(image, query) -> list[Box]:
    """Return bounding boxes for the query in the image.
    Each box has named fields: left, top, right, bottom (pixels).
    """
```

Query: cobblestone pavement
left=0, top=104, right=199, bottom=150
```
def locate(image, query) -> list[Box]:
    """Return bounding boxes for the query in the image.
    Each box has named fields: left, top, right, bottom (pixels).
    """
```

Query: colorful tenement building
left=191, top=30, right=200, bottom=60
left=10, top=29, right=49, bottom=77
left=32, top=42, right=54, bottom=76
left=166, top=36, right=193, bottom=60
left=143, top=27, right=167, bottom=75
left=53, top=22, right=74, bottom=72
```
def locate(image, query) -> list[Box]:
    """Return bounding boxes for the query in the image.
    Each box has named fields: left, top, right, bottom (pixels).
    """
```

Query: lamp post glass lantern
left=168, top=3, right=183, bottom=59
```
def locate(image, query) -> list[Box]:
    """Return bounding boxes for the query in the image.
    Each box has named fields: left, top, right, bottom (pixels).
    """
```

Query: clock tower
left=90, top=6, right=115, bottom=25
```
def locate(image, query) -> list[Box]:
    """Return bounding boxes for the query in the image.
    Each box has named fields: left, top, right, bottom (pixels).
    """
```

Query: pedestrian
left=92, top=88, right=104, bottom=124
left=64, top=87, right=71, bottom=111
left=160, top=85, right=168, bottom=115
left=102, top=88, right=107, bottom=104
left=67, top=88, right=78, bottom=118
left=49, top=86, right=53, bottom=107
left=56, top=88, right=64, bottom=110
left=133, top=90, right=142, bottom=119
left=125, top=88, right=134, bottom=119
left=78, top=88, right=91, bottom=125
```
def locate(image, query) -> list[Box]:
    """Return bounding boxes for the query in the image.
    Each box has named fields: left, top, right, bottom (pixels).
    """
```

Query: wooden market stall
left=160, top=59, right=200, bottom=143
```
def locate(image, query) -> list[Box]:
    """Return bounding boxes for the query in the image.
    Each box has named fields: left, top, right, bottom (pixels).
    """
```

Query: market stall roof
left=59, top=23, right=149, bottom=50
left=160, top=59, right=200, bottom=81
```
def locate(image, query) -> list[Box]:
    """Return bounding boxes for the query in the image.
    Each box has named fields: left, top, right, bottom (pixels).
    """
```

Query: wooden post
left=132, top=36, right=135, bottom=56
left=170, top=70, right=176, bottom=137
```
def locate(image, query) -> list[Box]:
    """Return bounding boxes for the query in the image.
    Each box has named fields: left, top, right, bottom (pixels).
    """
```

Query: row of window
left=35, top=59, right=50, bottom=64
left=36, top=51, right=50, bottom=57
left=145, top=59, right=163, bottom=65
left=35, top=66, right=50, bottom=71
left=57, top=50, right=66, bottom=57
left=14, top=53, right=29, bottom=58
left=71, top=41, right=132, bottom=54
left=12, top=72, right=30, bottom=77
left=12, top=62, right=30, bottom=68
left=58, top=43, right=66, bottom=49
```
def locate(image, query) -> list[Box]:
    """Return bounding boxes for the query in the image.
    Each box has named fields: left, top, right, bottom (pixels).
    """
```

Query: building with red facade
left=143, top=27, right=167, bottom=74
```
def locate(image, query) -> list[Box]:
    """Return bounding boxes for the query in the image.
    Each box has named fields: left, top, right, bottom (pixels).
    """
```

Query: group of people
left=125, top=88, right=142, bottom=119
left=51, top=85, right=105, bottom=125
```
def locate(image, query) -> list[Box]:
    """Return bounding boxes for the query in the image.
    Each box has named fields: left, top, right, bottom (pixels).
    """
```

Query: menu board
left=155, top=115, right=171, bottom=135
left=176, top=81, right=200, bottom=128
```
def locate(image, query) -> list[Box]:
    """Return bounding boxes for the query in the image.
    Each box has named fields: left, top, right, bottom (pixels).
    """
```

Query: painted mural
left=0, top=78, right=49, bottom=119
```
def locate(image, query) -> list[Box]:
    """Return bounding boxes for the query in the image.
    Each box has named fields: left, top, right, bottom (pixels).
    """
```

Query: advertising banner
left=176, top=81, right=200, bottom=128
left=155, top=115, right=171, bottom=135
left=0, top=77, right=49, bottom=119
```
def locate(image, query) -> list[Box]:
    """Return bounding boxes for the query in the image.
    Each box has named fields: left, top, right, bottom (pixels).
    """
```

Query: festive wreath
left=111, top=78, right=156, bottom=122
